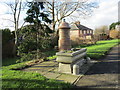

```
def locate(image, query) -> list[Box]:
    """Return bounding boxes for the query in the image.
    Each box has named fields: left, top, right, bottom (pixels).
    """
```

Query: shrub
left=17, top=25, right=54, bottom=62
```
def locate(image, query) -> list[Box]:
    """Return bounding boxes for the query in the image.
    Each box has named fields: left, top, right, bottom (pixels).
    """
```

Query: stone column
left=58, top=19, right=71, bottom=51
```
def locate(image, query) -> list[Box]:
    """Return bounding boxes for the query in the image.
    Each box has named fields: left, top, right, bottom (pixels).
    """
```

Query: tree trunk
left=52, top=0, right=55, bottom=31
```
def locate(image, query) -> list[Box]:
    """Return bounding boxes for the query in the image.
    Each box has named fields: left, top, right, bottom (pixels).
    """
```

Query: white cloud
left=0, top=13, right=14, bottom=30
left=80, top=0, right=119, bottom=29
left=0, top=1, right=27, bottom=31
left=0, top=1, right=14, bottom=30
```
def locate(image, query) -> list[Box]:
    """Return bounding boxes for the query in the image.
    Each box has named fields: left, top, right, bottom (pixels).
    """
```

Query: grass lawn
left=2, top=51, right=73, bottom=89
left=76, top=39, right=120, bottom=59
left=2, top=61, right=73, bottom=89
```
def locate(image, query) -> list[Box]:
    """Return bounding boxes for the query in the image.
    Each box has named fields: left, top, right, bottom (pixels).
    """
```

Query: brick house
left=70, top=21, right=93, bottom=40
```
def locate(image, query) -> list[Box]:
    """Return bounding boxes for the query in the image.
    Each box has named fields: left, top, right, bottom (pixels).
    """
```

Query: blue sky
left=0, top=0, right=119, bottom=30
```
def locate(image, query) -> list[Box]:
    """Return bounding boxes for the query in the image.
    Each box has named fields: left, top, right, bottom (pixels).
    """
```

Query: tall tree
left=109, top=21, right=120, bottom=30
left=24, top=1, right=51, bottom=59
left=5, top=0, right=26, bottom=56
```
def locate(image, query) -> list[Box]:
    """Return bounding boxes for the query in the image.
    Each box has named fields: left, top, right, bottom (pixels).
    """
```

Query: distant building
left=70, top=21, right=93, bottom=39
left=109, top=25, right=120, bottom=39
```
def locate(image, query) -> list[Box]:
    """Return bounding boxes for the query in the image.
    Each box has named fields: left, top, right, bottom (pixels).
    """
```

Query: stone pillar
left=58, top=19, right=71, bottom=51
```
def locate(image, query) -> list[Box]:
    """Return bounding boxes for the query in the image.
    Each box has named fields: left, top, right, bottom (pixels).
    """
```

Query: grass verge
left=76, top=39, right=120, bottom=59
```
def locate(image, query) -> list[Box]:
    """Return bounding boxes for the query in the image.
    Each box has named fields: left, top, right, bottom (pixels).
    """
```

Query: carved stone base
left=58, top=63, right=72, bottom=74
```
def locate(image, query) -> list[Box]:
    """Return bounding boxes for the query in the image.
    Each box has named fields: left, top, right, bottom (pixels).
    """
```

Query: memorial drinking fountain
left=56, top=19, right=89, bottom=75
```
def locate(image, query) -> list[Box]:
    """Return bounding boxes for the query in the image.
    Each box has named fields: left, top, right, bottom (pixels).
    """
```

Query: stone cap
left=56, top=48, right=87, bottom=64
left=58, top=19, right=71, bottom=29
left=56, top=48, right=87, bottom=57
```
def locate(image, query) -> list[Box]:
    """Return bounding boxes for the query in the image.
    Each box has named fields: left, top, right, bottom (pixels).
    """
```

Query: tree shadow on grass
left=2, top=78, right=72, bottom=89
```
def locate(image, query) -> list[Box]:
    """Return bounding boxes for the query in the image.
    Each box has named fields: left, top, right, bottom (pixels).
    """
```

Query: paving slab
left=43, top=72, right=61, bottom=79
left=56, top=74, right=79, bottom=83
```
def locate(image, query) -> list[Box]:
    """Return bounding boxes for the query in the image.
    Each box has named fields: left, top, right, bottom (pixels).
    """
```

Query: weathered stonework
left=58, top=20, right=71, bottom=51
left=56, top=48, right=87, bottom=64
left=56, top=20, right=88, bottom=75
left=56, top=48, right=87, bottom=74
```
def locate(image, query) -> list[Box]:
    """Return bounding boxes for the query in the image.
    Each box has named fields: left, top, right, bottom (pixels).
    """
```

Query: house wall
left=70, top=30, right=79, bottom=39
left=70, top=29, right=93, bottom=39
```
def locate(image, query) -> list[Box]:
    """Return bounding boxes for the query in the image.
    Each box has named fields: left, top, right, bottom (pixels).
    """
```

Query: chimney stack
left=75, top=21, right=80, bottom=26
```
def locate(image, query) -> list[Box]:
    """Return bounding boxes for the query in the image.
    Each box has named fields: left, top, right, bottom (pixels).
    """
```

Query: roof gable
left=77, top=24, right=92, bottom=30
left=70, top=24, right=79, bottom=30
left=70, top=23, right=93, bottom=31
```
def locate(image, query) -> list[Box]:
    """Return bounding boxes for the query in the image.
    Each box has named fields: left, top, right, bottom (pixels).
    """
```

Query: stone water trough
left=56, top=48, right=87, bottom=75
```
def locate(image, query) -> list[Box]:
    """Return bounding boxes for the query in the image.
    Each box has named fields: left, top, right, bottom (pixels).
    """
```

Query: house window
left=84, top=30, right=86, bottom=34
left=87, top=30, right=89, bottom=34
left=90, top=30, right=92, bottom=34
left=79, top=30, right=82, bottom=34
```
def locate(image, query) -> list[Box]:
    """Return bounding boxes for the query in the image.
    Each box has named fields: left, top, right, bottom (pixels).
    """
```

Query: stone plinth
left=56, top=48, right=87, bottom=74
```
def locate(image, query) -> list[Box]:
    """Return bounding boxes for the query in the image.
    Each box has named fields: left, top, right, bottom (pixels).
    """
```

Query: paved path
left=22, top=55, right=93, bottom=84
left=75, top=45, right=120, bottom=89
left=22, top=59, right=80, bottom=84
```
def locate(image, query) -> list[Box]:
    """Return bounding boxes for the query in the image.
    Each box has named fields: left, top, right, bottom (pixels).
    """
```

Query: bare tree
left=94, top=25, right=109, bottom=35
left=5, top=0, right=27, bottom=56
left=44, top=0, right=98, bottom=31
left=94, top=25, right=109, bottom=40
